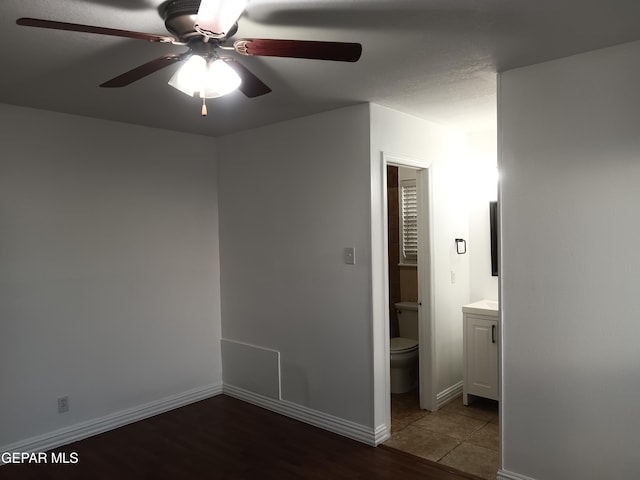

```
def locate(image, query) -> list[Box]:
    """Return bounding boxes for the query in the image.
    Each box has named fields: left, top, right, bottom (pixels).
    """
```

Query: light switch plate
left=345, top=247, right=356, bottom=265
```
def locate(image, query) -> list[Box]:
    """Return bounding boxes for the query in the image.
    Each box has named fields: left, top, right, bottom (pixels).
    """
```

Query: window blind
left=400, top=180, right=418, bottom=262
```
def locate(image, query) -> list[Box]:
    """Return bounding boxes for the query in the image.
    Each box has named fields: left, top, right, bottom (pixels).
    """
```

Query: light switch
left=345, top=247, right=356, bottom=265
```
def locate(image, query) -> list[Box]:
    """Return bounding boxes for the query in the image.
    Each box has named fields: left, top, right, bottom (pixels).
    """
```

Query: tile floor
left=384, top=390, right=500, bottom=480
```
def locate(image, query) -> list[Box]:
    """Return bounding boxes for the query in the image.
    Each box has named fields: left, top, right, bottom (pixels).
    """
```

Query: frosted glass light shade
left=168, top=55, right=206, bottom=96
left=195, top=0, right=248, bottom=38
left=168, top=56, right=241, bottom=98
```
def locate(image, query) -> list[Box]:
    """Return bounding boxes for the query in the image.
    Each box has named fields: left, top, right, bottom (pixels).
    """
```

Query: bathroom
left=384, top=133, right=499, bottom=479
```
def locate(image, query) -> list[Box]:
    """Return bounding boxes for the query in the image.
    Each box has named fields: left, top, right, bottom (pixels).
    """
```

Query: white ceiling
left=1, top=0, right=639, bottom=137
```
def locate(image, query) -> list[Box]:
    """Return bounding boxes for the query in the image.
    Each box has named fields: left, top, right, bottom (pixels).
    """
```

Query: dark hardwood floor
left=1, top=395, right=482, bottom=479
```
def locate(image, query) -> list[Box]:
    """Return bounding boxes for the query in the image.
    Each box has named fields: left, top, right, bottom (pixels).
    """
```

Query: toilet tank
left=394, top=302, right=419, bottom=341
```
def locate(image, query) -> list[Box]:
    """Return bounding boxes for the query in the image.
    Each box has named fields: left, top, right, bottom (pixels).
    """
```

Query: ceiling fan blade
left=100, top=54, right=183, bottom=88
left=233, top=39, right=362, bottom=62
left=195, top=0, right=248, bottom=38
left=223, top=59, right=272, bottom=98
left=16, top=17, right=175, bottom=43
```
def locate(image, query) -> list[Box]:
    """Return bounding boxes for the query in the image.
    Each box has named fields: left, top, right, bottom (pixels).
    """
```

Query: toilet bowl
left=390, top=337, right=419, bottom=393
left=390, top=302, right=419, bottom=394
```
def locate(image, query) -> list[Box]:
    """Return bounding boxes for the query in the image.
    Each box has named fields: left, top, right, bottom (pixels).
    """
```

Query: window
left=400, top=179, right=417, bottom=264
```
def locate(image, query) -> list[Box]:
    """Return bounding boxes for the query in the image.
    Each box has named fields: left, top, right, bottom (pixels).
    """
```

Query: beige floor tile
left=439, top=443, right=500, bottom=480
left=391, top=411, right=429, bottom=433
left=439, top=397, right=499, bottom=423
left=391, top=418, right=410, bottom=433
left=389, top=393, right=501, bottom=479
left=392, top=402, right=428, bottom=419
left=467, top=422, right=500, bottom=451
left=384, top=425, right=461, bottom=462
left=412, top=412, right=487, bottom=440
left=391, top=391, right=421, bottom=410
left=391, top=391, right=429, bottom=432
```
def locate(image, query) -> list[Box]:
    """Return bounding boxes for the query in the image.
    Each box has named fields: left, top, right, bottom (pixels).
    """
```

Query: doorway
left=371, top=152, right=436, bottom=439
left=375, top=154, right=500, bottom=480
left=386, top=163, right=433, bottom=412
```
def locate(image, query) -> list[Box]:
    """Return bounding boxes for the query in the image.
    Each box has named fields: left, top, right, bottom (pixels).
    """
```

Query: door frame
left=373, top=152, right=436, bottom=440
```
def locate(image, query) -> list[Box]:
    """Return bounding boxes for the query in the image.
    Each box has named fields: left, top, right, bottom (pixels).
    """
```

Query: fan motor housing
left=162, top=0, right=200, bottom=39
left=161, top=0, right=238, bottom=40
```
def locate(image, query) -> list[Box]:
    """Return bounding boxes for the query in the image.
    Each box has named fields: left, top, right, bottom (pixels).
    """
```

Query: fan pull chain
left=202, top=97, right=207, bottom=117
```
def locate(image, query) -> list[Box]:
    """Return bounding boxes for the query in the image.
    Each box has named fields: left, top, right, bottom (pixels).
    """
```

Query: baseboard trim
left=223, top=384, right=383, bottom=446
left=3, top=382, right=385, bottom=460
left=436, top=380, right=463, bottom=409
left=497, top=469, right=538, bottom=480
left=0, top=383, right=223, bottom=460
left=373, top=423, right=391, bottom=445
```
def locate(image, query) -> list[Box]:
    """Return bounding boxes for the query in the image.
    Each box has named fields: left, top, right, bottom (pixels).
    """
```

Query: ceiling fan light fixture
left=168, top=54, right=206, bottom=96
left=168, top=55, right=241, bottom=99
left=203, top=58, right=242, bottom=97
left=195, top=0, right=247, bottom=38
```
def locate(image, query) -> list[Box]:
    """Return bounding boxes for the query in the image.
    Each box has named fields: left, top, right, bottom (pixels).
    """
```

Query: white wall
left=217, top=105, right=374, bottom=426
left=218, top=103, right=472, bottom=438
left=0, top=104, right=222, bottom=448
left=467, top=130, right=498, bottom=302
left=499, top=40, right=640, bottom=479
left=370, top=104, right=470, bottom=421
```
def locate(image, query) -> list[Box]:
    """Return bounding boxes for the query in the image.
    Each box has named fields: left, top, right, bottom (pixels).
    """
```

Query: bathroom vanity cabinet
left=462, top=300, right=499, bottom=405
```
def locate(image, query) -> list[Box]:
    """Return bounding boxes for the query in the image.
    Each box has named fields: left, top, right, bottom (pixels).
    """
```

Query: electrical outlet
left=57, top=396, right=69, bottom=413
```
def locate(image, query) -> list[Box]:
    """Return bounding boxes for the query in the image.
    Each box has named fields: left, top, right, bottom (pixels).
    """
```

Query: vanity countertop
left=462, top=300, right=499, bottom=317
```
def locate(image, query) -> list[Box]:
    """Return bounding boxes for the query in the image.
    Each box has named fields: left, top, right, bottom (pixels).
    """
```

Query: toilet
left=390, top=302, right=419, bottom=394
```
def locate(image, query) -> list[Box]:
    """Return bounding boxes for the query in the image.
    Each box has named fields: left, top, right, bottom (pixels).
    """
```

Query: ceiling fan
left=16, top=0, right=362, bottom=115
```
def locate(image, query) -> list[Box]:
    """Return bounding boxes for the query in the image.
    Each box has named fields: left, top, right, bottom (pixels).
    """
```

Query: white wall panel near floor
left=221, top=339, right=281, bottom=399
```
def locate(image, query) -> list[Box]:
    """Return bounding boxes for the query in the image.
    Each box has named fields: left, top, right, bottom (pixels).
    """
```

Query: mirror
left=490, top=201, right=498, bottom=276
